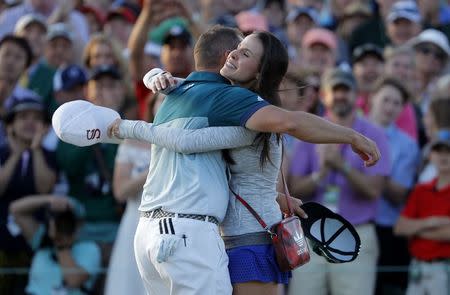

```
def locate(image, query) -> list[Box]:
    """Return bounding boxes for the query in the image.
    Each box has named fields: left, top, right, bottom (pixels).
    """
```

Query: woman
left=104, top=94, right=163, bottom=295
left=112, top=31, right=304, bottom=295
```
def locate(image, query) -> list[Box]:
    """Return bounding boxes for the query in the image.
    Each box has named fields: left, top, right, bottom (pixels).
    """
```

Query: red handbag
left=230, top=168, right=310, bottom=272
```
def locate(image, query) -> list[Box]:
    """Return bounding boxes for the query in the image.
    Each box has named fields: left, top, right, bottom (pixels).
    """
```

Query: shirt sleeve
left=73, top=241, right=101, bottom=276
left=119, top=120, right=257, bottom=154
left=208, top=86, right=269, bottom=127
left=394, top=142, right=419, bottom=188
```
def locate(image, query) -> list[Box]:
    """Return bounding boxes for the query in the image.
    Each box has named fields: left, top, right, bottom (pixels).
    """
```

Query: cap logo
left=170, top=26, right=183, bottom=35
left=86, top=128, right=101, bottom=140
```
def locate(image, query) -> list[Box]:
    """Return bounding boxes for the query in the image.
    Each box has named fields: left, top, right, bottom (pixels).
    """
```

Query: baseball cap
left=302, top=28, right=337, bottom=50
left=352, top=43, right=384, bottom=64
left=46, top=23, right=74, bottom=43
left=54, top=65, right=88, bottom=92
left=14, top=13, right=47, bottom=34
left=408, top=29, right=450, bottom=56
left=106, top=5, right=137, bottom=24
left=429, top=130, right=450, bottom=151
left=300, top=202, right=361, bottom=263
left=286, top=6, right=319, bottom=24
left=149, top=17, right=190, bottom=45
left=78, top=5, right=105, bottom=26
left=235, top=10, right=268, bottom=33
left=387, top=0, right=421, bottom=23
left=322, top=67, right=356, bottom=90
left=5, top=97, right=44, bottom=123
left=162, top=24, right=192, bottom=46
left=52, top=100, right=122, bottom=146
left=89, top=65, right=122, bottom=81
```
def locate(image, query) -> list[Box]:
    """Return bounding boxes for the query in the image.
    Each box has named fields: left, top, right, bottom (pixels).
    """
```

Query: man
left=352, top=43, right=385, bottom=113
left=287, top=68, right=390, bottom=295
left=386, top=0, right=423, bottom=46
left=53, top=64, right=87, bottom=112
left=44, top=23, right=74, bottom=69
left=300, top=27, right=338, bottom=76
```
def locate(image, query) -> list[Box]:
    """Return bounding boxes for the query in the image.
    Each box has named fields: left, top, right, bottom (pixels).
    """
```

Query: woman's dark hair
left=249, top=31, right=289, bottom=167
left=0, top=34, right=33, bottom=67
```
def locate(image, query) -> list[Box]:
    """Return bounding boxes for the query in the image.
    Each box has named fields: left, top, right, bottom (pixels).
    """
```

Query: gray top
left=119, top=120, right=282, bottom=236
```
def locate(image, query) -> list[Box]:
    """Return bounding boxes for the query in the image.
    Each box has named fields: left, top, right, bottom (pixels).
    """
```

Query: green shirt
left=56, top=142, right=119, bottom=223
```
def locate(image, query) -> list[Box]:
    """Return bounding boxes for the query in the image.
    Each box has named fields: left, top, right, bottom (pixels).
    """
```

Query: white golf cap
left=408, top=29, right=450, bottom=56
left=52, top=100, right=122, bottom=147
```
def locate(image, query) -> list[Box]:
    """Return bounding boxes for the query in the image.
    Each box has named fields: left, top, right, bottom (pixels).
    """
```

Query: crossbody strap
left=230, top=142, right=295, bottom=231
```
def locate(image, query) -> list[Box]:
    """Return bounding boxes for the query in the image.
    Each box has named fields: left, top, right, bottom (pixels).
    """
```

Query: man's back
left=139, top=71, right=268, bottom=221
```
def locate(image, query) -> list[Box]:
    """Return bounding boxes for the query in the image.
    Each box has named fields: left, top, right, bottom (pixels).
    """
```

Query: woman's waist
left=222, top=231, right=272, bottom=249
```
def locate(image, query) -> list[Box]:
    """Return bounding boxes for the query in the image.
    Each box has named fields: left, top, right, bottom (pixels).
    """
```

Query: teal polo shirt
left=139, top=72, right=269, bottom=221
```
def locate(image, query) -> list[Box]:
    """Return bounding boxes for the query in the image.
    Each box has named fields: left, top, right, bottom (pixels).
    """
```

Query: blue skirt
left=227, top=244, right=291, bottom=284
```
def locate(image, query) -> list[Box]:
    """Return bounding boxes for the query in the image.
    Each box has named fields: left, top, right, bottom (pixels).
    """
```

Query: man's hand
left=350, top=133, right=380, bottom=167
left=424, top=216, right=450, bottom=228
left=107, top=118, right=123, bottom=139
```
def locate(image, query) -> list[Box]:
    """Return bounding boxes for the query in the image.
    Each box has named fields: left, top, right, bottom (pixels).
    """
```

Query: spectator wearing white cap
left=409, top=29, right=450, bottom=146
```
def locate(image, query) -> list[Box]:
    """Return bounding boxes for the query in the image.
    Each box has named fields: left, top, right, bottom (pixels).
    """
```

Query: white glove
left=142, top=68, right=183, bottom=93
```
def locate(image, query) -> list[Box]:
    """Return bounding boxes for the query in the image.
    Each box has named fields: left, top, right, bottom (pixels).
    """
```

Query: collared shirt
left=376, top=124, right=420, bottom=226
left=289, top=115, right=391, bottom=225
left=139, top=72, right=269, bottom=221
left=401, top=179, right=450, bottom=261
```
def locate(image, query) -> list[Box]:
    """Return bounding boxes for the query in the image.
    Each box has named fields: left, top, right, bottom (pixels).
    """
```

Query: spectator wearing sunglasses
left=410, top=29, right=450, bottom=116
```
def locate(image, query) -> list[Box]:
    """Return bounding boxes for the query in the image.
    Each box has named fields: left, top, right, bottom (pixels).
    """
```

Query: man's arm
left=245, top=106, right=380, bottom=166
left=394, top=215, right=450, bottom=237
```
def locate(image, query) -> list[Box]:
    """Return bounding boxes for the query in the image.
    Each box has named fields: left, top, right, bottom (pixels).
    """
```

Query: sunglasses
left=417, top=45, right=447, bottom=60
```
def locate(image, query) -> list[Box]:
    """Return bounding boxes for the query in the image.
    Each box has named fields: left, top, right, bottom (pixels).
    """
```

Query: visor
left=300, top=202, right=361, bottom=263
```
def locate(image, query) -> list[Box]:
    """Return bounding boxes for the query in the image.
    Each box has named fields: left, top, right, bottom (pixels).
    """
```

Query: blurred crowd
left=0, top=0, right=449, bottom=295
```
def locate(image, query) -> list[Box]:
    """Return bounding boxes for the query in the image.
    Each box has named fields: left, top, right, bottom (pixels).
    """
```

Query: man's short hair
left=194, top=25, right=243, bottom=69
left=0, top=34, right=33, bottom=67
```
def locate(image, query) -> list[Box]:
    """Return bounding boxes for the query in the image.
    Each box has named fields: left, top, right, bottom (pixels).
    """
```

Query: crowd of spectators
left=0, top=0, right=449, bottom=295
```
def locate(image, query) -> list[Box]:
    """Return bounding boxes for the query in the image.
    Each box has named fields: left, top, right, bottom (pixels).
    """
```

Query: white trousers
left=134, top=215, right=232, bottom=295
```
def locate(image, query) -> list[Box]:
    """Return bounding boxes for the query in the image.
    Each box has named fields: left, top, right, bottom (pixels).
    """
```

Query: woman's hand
left=277, top=193, right=308, bottom=219
left=146, top=71, right=177, bottom=92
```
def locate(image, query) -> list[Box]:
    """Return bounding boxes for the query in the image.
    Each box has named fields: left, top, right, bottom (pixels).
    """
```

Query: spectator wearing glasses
left=410, top=29, right=450, bottom=116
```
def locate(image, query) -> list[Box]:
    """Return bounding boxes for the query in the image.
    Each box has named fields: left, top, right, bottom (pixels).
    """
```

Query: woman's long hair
left=249, top=31, right=289, bottom=167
